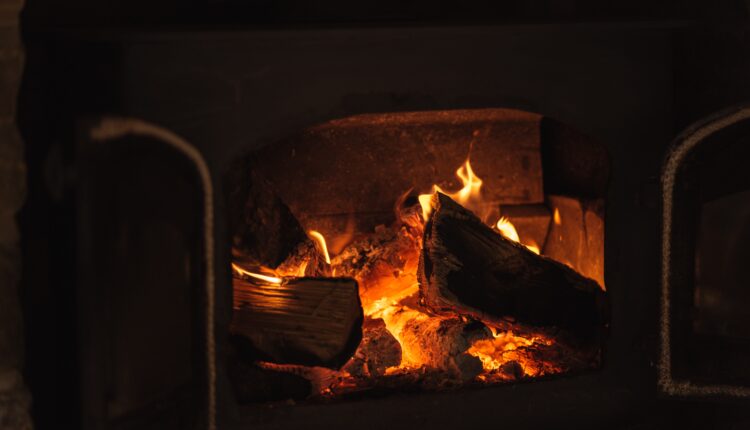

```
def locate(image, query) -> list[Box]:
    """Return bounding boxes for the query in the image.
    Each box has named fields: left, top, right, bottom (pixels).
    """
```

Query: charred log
left=228, top=165, right=332, bottom=276
left=230, top=168, right=309, bottom=268
left=418, top=192, right=608, bottom=343
left=343, top=318, right=402, bottom=378
left=227, top=347, right=312, bottom=403
left=231, top=276, right=363, bottom=368
left=275, top=240, right=332, bottom=277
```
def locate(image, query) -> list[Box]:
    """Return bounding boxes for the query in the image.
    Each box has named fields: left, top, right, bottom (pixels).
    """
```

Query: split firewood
left=231, top=226, right=331, bottom=278
left=231, top=276, right=363, bottom=369
left=228, top=164, right=332, bottom=277
left=418, top=192, right=608, bottom=343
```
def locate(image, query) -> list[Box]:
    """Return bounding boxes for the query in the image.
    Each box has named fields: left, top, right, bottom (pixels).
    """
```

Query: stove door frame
left=76, top=117, right=217, bottom=430
left=660, top=103, right=750, bottom=399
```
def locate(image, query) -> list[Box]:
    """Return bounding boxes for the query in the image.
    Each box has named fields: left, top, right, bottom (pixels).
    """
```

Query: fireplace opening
left=224, top=108, right=610, bottom=404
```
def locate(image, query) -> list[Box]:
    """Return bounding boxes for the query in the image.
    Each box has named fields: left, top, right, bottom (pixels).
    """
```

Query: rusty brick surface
left=252, top=109, right=543, bottom=228
left=543, top=195, right=605, bottom=288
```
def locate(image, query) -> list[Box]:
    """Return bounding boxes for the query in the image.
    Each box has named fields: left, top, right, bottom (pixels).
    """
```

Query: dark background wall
left=673, top=3, right=750, bottom=129
left=21, top=0, right=683, bottom=28
left=16, top=0, right=750, bottom=151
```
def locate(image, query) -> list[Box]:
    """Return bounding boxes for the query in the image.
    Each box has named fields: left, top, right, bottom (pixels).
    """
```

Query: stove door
left=76, top=118, right=212, bottom=429
left=660, top=104, right=750, bottom=398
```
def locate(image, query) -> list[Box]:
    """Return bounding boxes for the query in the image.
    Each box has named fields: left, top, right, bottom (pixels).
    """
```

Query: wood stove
left=16, top=16, right=750, bottom=430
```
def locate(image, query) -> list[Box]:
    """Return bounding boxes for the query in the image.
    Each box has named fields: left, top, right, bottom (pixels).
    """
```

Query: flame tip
left=308, top=230, right=332, bottom=264
left=231, top=262, right=283, bottom=284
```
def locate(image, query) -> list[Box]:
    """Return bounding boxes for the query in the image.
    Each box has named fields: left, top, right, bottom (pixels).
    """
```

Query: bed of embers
left=228, top=158, right=609, bottom=402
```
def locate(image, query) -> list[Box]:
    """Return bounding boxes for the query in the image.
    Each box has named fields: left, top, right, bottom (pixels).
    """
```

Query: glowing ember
left=467, top=330, right=556, bottom=376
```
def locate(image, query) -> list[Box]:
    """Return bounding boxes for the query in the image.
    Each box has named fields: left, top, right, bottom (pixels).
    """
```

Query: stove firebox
left=225, top=108, right=609, bottom=403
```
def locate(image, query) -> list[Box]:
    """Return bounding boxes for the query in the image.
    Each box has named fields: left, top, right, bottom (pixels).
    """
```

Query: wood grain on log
left=418, top=192, right=608, bottom=343
left=231, top=277, right=363, bottom=368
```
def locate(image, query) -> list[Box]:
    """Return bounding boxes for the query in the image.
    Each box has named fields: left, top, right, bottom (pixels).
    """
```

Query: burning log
left=343, top=318, right=402, bottom=378
left=382, top=302, right=492, bottom=382
left=418, top=192, right=608, bottom=343
left=231, top=276, right=363, bottom=369
left=228, top=165, right=332, bottom=276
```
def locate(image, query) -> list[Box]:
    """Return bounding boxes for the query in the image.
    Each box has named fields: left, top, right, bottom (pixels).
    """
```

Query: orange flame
left=294, top=261, right=308, bottom=277
left=418, top=158, right=483, bottom=221
left=418, top=156, right=540, bottom=254
left=495, top=217, right=540, bottom=254
left=231, top=262, right=282, bottom=284
left=495, top=216, right=520, bottom=242
left=454, top=159, right=483, bottom=203
left=308, top=230, right=331, bottom=264
left=329, top=215, right=356, bottom=255
left=525, top=240, right=541, bottom=255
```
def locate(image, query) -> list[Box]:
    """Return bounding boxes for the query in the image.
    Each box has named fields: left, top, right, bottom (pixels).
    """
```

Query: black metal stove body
left=18, top=22, right=750, bottom=430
